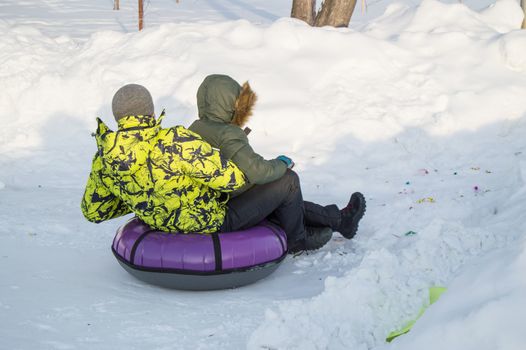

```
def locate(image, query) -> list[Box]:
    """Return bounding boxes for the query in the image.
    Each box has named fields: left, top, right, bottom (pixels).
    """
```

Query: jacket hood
left=94, top=114, right=164, bottom=156
left=196, top=74, right=257, bottom=127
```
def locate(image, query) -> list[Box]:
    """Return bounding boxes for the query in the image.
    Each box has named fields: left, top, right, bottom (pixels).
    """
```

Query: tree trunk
left=291, top=0, right=316, bottom=26
left=138, top=0, right=144, bottom=31
left=114, top=0, right=119, bottom=10
left=314, top=0, right=357, bottom=28
left=522, top=0, right=526, bottom=29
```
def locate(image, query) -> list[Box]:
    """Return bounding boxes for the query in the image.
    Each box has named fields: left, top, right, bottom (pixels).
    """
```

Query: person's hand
left=277, top=155, right=294, bottom=169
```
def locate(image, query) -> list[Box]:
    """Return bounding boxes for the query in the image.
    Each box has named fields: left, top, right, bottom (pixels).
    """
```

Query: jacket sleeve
left=225, top=129, right=287, bottom=185
left=81, top=153, right=131, bottom=223
left=180, top=136, right=247, bottom=192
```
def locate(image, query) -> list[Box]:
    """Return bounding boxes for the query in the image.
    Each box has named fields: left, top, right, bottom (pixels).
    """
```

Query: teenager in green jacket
left=189, top=74, right=366, bottom=252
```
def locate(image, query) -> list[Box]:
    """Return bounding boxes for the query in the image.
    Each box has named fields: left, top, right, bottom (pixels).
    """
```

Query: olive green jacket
left=188, top=74, right=286, bottom=196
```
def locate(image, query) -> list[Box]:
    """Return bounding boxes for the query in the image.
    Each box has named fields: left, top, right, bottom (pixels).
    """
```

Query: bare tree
left=291, top=0, right=316, bottom=26
left=138, top=0, right=144, bottom=31
left=315, top=0, right=357, bottom=27
left=291, top=0, right=358, bottom=27
left=114, top=0, right=120, bottom=10
left=522, top=0, right=526, bottom=29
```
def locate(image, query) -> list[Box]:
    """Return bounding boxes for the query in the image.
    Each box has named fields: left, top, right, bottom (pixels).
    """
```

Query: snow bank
left=500, top=30, right=526, bottom=72
left=405, top=0, right=521, bottom=34
left=248, top=220, right=506, bottom=350
left=386, top=238, right=526, bottom=350
left=245, top=1, right=526, bottom=349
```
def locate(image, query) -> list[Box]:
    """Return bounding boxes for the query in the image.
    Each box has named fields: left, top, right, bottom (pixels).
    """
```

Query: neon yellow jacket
left=81, top=114, right=246, bottom=233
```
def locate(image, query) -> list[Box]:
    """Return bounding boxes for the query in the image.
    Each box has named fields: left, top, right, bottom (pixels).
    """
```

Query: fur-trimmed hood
left=196, top=74, right=257, bottom=127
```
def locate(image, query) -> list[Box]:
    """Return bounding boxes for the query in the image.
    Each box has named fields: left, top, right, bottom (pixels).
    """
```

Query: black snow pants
left=220, top=169, right=341, bottom=246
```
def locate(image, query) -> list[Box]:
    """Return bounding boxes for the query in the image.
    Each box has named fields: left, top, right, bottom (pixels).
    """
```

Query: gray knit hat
left=111, top=84, right=154, bottom=121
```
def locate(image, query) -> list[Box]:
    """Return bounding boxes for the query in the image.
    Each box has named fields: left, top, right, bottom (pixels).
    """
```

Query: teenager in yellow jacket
left=81, top=84, right=247, bottom=234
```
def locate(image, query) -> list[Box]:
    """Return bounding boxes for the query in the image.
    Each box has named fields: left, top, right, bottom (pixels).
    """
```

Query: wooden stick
left=138, top=0, right=144, bottom=31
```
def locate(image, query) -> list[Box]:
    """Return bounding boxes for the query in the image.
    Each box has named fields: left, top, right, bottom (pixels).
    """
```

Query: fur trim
left=233, top=82, right=257, bottom=127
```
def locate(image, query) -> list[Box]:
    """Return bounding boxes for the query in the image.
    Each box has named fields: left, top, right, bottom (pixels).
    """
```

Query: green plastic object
left=386, top=286, right=447, bottom=342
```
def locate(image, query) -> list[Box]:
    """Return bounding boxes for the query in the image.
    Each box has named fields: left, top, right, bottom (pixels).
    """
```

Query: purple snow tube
left=112, top=218, right=287, bottom=290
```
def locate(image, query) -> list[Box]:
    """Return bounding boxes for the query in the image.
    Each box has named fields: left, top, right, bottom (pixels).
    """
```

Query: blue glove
left=277, top=155, right=294, bottom=169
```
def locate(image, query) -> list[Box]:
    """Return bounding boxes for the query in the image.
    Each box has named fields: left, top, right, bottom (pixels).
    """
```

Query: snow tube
left=112, top=218, right=287, bottom=290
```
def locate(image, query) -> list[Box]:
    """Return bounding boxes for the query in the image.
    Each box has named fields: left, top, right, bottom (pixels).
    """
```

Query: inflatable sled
left=112, top=218, right=287, bottom=290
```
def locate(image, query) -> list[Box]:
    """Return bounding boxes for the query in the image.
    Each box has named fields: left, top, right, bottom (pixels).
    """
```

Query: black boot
left=288, top=226, right=333, bottom=253
left=305, top=226, right=332, bottom=250
left=337, top=192, right=366, bottom=239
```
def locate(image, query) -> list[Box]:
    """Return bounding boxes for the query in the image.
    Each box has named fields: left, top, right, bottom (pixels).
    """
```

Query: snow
left=1, top=0, right=526, bottom=349
left=386, top=238, right=526, bottom=350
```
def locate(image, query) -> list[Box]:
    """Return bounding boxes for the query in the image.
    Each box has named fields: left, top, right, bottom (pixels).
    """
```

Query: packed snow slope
left=1, top=0, right=526, bottom=349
